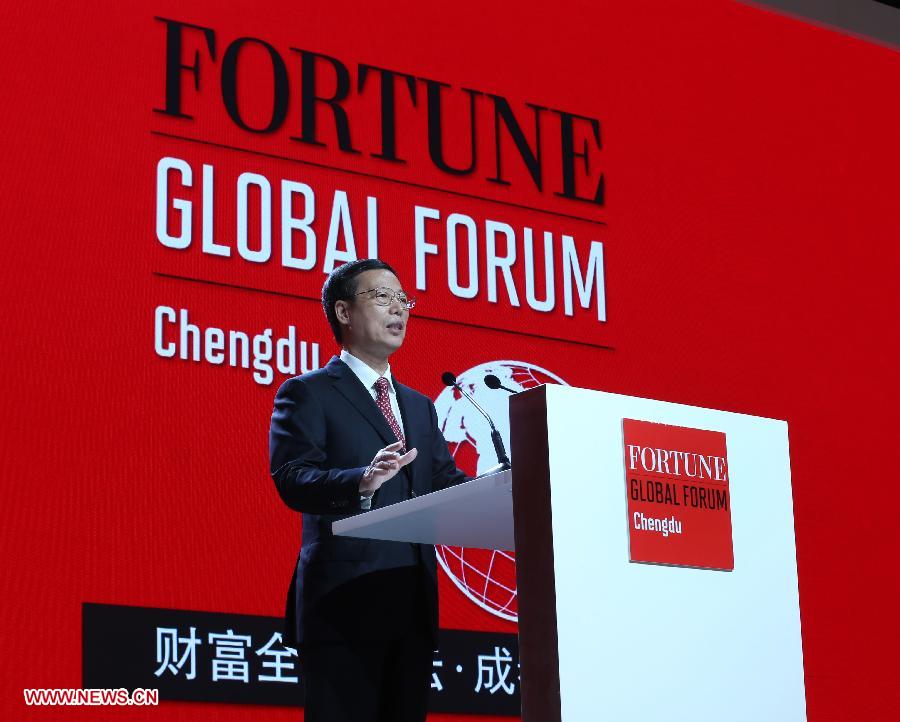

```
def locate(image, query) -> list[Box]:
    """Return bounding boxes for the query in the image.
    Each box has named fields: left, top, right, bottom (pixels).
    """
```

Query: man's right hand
left=359, top=441, right=418, bottom=495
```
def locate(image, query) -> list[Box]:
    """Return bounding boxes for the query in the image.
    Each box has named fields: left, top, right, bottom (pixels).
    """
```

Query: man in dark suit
left=269, top=258, right=469, bottom=722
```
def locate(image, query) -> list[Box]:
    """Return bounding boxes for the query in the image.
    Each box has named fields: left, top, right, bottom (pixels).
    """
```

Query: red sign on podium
left=623, top=419, right=734, bottom=571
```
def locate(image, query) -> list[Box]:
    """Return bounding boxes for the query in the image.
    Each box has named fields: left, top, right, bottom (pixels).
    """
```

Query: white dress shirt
left=339, top=349, right=406, bottom=437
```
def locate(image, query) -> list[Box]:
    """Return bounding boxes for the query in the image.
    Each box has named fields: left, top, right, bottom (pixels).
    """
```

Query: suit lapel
left=326, top=356, right=397, bottom=447
left=394, top=378, right=424, bottom=489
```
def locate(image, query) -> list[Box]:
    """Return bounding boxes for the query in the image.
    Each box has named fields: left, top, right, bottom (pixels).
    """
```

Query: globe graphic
left=433, top=361, right=567, bottom=622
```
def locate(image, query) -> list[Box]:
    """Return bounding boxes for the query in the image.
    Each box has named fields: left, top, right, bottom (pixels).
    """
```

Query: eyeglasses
left=352, top=287, right=417, bottom=310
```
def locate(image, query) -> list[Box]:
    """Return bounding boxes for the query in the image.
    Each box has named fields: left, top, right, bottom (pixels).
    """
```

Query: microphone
left=441, top=371, right=511, bottom=471
left=484, top=374, right=517, bottom=394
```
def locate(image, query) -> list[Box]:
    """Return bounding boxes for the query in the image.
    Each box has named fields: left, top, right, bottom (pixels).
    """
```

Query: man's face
left=336, top=269, right=410, bottom=359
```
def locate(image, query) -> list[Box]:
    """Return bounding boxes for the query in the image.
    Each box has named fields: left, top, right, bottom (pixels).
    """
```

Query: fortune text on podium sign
left=622, top=419, right=734, bottom=571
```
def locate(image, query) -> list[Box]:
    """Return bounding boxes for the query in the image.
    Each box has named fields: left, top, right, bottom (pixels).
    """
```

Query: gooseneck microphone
left=484, top=374, right=517, bottom=394
left=441, top=371, right=511, bottom=471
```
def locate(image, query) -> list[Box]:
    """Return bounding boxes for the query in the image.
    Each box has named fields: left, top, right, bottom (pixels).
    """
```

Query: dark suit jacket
left=269, top=356, right=469, bottom=649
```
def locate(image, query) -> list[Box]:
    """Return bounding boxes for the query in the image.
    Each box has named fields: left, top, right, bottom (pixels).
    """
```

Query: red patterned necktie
left=374, top=377, right=406, bottom=452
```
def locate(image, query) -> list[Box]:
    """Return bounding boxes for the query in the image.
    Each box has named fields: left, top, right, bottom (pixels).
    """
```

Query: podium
left=334, top=384, right=807, bottom=722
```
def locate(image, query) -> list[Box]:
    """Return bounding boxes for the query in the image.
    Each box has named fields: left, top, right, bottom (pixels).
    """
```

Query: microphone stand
left=442, top=372, right=512, bottom=473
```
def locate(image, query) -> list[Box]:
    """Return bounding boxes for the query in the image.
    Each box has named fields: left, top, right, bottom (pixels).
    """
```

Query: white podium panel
left=512, top=385, right=806, bottom=722
left=333, top=469, right=514, bottom=550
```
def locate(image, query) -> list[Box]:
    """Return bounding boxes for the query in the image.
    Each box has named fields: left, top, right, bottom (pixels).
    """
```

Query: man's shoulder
left=394, top=379, right=435, bottom=408
left=276, top=365, right=334, bottom=396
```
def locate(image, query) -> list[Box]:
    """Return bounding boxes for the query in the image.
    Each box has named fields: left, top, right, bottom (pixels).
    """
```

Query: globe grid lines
left=433, top=360, right=568, bottom=623
left=437, top=545, right=518, bottom=620
left=482, top=547, right=497, bottom=602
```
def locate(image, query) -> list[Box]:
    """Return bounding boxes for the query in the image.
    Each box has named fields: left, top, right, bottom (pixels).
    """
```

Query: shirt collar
left=340, top=349, right=396, bottom=394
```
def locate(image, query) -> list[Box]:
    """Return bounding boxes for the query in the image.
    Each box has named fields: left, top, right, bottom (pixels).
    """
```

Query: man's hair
left=321, top=258, right=398, bottom=343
